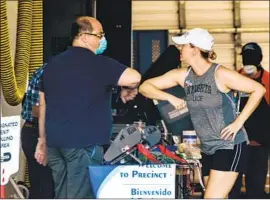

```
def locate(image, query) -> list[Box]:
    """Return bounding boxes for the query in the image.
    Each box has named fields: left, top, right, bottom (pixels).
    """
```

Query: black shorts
left=201, top=142, right=248, bottom=177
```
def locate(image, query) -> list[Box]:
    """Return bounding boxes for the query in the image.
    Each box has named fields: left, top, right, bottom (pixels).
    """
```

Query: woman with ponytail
left=139, top=28, right=266, bottom=198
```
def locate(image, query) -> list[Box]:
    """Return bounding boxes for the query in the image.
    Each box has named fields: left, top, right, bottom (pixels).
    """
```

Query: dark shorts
left=201, top=142, right=248, bottom=177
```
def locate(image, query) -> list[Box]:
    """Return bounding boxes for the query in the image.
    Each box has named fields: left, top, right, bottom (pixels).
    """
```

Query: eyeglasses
left=81, top=32, right=105, bottom=39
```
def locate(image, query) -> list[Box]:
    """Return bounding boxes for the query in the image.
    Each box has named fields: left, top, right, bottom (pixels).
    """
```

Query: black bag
left=155, top=86, right=194, bottom=136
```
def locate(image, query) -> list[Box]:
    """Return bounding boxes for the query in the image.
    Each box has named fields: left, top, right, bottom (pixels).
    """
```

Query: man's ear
left=80, top=34, right=88, bottom=43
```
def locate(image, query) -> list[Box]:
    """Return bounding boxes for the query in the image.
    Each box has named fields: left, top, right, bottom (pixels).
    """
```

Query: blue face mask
left=95, top=37, right=107, bottom=55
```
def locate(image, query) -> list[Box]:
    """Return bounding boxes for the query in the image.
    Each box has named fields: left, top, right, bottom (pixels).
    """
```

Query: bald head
left=71, top=16, right=105, bottom=52
left=71, top=16, right=103, bottom=39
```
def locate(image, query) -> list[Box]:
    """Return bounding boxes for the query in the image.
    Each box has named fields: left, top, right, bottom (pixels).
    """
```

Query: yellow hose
left=1, top=0, right=44, bottom=188
left=29, top=0, right=43, bottom=79
left=1, top=0, right=43, bottom=105
left=0, top=0, right=32, bottom=106
left=25, top=1, right=43, bottom=186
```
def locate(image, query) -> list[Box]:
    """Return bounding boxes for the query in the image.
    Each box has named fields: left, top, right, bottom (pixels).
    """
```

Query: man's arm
left=34, top=74, right=47, bottom=166
left=38, top=91, right=46, bottom=141
left=117, top=68, right=141, bottom=103
left=117, top=68, right=141, bottom=89
left=34, top=91, right=47, bottom=166
left=102, top=56, right=141, bottom=102
left=32, top=106, right=40, bottom=118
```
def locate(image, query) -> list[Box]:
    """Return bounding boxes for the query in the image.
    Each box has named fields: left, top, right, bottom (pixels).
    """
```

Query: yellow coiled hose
left=29, top=0, right=43, bottom=79
left=0, top=0, right=32, bottom=106
left=1, top=0, right=43, bottom=106
left=1, top=0, right=44, bottom=188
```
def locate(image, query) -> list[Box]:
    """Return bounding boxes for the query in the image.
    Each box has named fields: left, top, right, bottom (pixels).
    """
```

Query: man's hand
left=120, top=88, right=138, bottom=103
left=34, top=138, right=47, bottom=166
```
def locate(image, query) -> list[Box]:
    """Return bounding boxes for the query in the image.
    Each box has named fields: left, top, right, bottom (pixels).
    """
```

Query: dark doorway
left=43, top=0, right=93, bottom=62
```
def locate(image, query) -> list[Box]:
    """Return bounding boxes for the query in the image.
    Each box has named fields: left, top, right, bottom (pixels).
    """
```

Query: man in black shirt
left=35, top=16, right=141, bottom=198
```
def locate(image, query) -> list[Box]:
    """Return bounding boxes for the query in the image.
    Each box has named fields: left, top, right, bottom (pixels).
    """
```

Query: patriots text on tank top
left=184, top=63, right=248, bottom=155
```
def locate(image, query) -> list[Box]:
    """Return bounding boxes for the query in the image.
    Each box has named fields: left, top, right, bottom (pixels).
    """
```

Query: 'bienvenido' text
left=131, top=188, right=172, bottom=196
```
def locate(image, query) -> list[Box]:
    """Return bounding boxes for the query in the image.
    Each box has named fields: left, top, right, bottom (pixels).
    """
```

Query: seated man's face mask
left=243, top=65, right=257, bottom=75
left=242, top=51, right=262, bottom=75
left=95, top=37, right=107, bottom=55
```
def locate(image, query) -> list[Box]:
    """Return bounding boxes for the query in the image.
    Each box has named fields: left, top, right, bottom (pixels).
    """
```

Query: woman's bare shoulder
left=167, top=67, right=189, bottom=87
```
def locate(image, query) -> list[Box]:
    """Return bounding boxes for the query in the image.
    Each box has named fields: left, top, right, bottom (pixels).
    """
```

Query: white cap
left=172, top=28, right=214, bottom=51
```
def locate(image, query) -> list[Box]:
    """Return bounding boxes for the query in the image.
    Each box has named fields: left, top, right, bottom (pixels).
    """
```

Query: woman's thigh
left=203, top=142, right=248, bottom=198
left=204, top=170, right=238, bottom=198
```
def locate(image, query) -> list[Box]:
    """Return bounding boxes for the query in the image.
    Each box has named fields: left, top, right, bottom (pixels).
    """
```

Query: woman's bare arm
left=217, top=66, right=265, bottom=139
left=139, top=68, right=188, bottom=101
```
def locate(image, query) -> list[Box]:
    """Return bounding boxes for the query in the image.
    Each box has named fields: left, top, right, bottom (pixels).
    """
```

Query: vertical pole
left=178, top=0, right=186, bottom=68
left=234, top=33, right=242, bottom=71
left=233, top=0, right=242, bottom=70
left=92, top=0, right=96, bottom=18
left=178, top=0, right=186, bottom=30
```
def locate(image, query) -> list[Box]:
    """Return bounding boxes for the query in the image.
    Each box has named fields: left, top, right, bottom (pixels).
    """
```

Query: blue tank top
left=184, top=63, right=248, bottom=155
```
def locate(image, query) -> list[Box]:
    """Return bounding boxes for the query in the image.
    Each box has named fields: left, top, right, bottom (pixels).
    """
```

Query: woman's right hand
left=168, top=95, right=187, bottom=110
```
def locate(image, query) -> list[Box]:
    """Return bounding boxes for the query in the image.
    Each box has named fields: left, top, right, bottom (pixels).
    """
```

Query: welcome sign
left=88, top=164, right=176, bottom=199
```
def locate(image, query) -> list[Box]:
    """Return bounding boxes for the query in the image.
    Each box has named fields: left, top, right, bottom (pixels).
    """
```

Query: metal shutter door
left=132, top=1, right=178, bottom=30
left=185, top=1, right=233, bottom=29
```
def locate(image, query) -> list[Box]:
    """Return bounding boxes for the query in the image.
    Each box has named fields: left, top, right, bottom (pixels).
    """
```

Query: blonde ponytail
left=209, top=51, right=217, bottom=60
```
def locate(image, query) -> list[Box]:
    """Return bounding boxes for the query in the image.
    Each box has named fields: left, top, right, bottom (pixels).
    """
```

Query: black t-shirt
left=40, top=47, right=127, bottom=148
